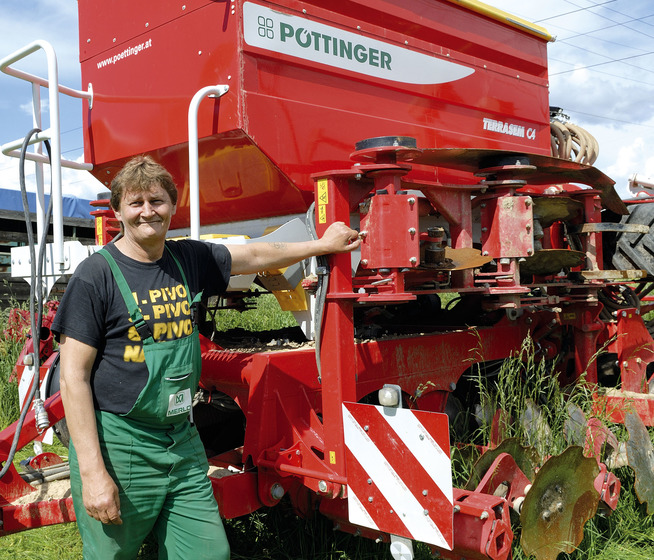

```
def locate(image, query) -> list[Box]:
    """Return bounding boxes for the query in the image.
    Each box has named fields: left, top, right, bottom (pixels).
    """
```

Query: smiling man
left=52, top=155, right=360, bottom=560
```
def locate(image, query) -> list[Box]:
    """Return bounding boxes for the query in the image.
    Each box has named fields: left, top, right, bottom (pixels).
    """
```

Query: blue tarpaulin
left=0, top=188, right=93, bottom=220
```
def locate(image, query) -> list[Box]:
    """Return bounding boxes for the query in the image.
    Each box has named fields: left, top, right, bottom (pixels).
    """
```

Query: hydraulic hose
left=550, top=119, right=599, bottom=166
left=305, top=202, right=329, bottom=382
left=0, top=128, right=53, bottom=480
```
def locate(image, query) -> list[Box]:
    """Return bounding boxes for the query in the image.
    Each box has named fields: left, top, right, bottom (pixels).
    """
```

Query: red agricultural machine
left=2, top=1, right=654, bottom=558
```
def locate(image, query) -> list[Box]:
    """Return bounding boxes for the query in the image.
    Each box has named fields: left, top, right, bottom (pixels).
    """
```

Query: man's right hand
left=82, top=470, right=123, bottom=525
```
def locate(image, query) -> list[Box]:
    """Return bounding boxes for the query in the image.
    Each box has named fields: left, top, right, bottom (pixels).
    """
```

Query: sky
left=0, top=0, right=653, bottom=202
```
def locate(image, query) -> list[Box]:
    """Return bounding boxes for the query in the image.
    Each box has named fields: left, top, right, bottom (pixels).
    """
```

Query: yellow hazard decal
left=317, top=179, right=328, bottom=224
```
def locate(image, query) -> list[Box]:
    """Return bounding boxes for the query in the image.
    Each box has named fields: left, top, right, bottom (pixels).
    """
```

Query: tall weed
left=0, top=303, right=25, bottom=429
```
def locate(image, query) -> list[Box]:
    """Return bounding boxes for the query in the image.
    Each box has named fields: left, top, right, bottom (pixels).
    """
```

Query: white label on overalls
left=167, top=388, right=192, bottom=417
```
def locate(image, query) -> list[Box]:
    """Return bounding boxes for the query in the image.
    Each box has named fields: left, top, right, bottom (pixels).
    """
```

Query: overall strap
left=98, top=248, right=153, bottom=341
left=164, top=244, right=203, bottom=306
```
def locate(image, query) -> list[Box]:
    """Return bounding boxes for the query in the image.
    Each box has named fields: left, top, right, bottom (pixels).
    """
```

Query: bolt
left=364, top=425, right=369, bottom=432
left=318, top=480, right=328, bottom=493
left=453, top=505, right=461, bottom=513
left=480, top=511, right=489, bottom=520
left=622, top=310, right=627, bottom=317
left=359, top=230, right=368, bottom=238
left=408, top=227, right=416, bottom=235
left=527, top=249, right=533, bottom=256
left=369, top=496, right=373, bottom=503
left=525, top=199, right=531, bottom=207
left=361, top=259, right=368, bottom=266
left=419, top=434, right=425, bottom=440
left=270, top=483, right=285, bottom=500
left=526, top=225, right=531, bottom=232
left=423, top=490, right=428, bottom=496
left=410, top=257, right=417, bottom=265
left=481, top=227, right=488, bottom=232
left=449, top=382, right=457, bottom=391
left=424, top=509, right=429, bottom=516
left=368, top=478, right=372, bottom=485
left=482, top=251, right=489, bottom=256
left=408, top=197, right=416, bottom=205
left=481, top=203, right=487, bottom=209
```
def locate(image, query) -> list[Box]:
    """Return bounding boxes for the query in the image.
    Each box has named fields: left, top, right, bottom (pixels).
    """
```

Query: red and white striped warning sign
left=343, top=402, right=453, bottom=549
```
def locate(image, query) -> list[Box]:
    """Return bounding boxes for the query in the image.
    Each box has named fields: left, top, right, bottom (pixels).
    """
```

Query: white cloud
left=0, top=1, right=81, bottom=84
left=0, top=153, right=105, bottom=202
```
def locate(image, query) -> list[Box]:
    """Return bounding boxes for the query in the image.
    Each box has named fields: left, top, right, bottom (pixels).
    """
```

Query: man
left=52, top=155, right=360, bottom=559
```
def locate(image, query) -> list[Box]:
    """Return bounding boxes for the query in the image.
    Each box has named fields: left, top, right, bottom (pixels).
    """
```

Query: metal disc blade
left=625, top=410, right=654, bottom=515
left=520, top=399, right=552, bottom=450
left=520, top=446, right=600, bottom=560
left=520, top=249, right=585, bottom=276
left=466, top=437, right=541, bottom=491
left=564, top=403, right=588, bottom=447
left=404, top=148, right=627, bottom=215
left=443, top=247, right=493, bottom=271
left=533, top=197, right=584, bottom=227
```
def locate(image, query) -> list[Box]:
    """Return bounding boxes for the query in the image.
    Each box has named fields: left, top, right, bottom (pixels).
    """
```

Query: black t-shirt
left=51, top=239, right=231, bottom=414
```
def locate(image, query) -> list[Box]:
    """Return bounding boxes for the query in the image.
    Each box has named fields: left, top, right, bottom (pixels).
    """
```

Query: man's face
left=114, top=183, right=176, bottom=246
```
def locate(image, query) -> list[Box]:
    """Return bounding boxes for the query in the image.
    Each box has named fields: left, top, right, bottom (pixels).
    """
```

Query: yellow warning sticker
left=329, top=450, right=336, bottom=464
left=317, top=179, right=328, bottom=224
left=95, top=216, right=103, bottom=245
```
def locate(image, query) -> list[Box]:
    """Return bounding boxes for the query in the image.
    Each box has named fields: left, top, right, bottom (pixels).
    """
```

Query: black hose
left=0, top=129, right=53, bottom=480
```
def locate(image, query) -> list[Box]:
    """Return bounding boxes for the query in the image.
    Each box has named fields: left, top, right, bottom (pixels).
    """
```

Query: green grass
left=211, top=291, right=297, bottom=332
left=2, top=300, right=654, bottom=559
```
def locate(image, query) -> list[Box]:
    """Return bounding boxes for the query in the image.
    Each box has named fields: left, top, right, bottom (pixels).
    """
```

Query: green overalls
left=68, top=247, right=230, bottom=560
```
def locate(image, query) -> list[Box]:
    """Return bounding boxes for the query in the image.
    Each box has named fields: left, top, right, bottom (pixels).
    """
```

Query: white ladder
left=0, top=39, right=93, bottom=272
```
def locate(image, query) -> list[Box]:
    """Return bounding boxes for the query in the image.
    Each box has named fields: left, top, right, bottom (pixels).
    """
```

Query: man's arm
left=59, top=335, right=123, bottom=525
left=228, top=221, right=360, bottom=275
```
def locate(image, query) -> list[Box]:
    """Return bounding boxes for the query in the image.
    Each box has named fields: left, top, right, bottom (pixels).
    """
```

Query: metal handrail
left=187, top=84, right=229, bottom=240
left=0, top=40, right=93, bottom=270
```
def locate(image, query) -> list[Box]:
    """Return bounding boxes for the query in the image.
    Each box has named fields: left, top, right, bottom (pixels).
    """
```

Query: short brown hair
left=110, top=155, right=178, bottom=211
